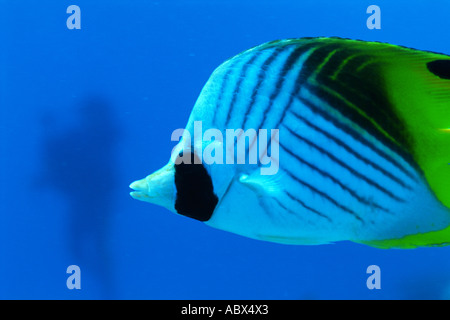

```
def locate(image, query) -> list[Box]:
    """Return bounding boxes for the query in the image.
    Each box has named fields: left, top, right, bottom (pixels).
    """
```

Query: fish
left=129, top=37, right=450, bottom=248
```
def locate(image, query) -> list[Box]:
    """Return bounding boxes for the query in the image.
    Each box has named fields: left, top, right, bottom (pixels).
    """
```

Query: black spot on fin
left=174, top=151, right=218, bottom=222
left=427, top=60, right=450, bottom=79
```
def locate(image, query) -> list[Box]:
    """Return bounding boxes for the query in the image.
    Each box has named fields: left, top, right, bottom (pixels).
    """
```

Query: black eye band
left=427, top=60, right=450, bottom=80
left=174, top=151, right=218, bottom=221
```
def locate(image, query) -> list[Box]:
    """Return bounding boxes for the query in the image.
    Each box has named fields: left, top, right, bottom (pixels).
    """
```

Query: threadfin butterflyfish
left=130, top=37, right=450, bottom=248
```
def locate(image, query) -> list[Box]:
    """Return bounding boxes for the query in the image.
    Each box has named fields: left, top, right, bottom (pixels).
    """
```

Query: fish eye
left=175, top=149, right=199, bottom=165
left=426, top=60, right=450, bottom=79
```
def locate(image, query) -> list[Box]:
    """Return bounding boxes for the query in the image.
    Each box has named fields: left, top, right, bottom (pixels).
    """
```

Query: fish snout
left=129, top=163, right=176, bottom=212
left=129, top=178, right=149, bottom=200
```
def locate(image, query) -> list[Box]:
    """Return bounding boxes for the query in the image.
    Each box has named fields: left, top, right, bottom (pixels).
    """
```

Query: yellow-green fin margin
left=235, top=38, right=450, bottom=248
left=351, top=41, right=450, bottom=249
left=307, top=39, right=450, bottom=248
left=302, top=39, right=450, bottom=210
left=380, top=46, right=450, bottom=211
left=355, top=225, right=450, bottom=249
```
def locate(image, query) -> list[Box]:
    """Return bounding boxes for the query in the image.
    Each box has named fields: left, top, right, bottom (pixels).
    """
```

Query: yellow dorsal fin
left=304, top=39, right=450, bottom=248
left=380, top=47, right=450, bottom=209
left=351, top=43, right=450, bottom=248
left=309, top=39, right=450, bottom=209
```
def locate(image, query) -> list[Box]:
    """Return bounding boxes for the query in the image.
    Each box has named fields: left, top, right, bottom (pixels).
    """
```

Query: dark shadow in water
left=401, top=274, right=450, bottom=300
left=40, top=97, right=120, bottom=299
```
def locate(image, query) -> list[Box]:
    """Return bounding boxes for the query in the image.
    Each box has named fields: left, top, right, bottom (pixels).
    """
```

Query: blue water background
left=1, top=0, right=450, bottom=299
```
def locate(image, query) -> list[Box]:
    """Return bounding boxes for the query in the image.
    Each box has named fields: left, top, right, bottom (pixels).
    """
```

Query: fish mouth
left=128, top=163, right=175, bottom=209
left=129, top=178, right=149, bottom=201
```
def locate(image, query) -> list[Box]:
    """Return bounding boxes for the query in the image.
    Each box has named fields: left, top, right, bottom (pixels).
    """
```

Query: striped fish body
left=131, top=37, right=450, bottom=248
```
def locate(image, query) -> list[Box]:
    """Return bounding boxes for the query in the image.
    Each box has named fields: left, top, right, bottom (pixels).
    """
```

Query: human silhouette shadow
left=41, top=97, right=119, bottom=298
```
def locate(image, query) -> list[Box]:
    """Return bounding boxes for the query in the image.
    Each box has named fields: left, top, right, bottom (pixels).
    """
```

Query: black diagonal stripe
left=262, top=44, right=333, bottom=130
left=304, top=82, right=415, bottom=170
left=293, top=43, right=342, bottom=86
left=315, top=51, right=384, bottom=117
left=241, top=42, right=323, bottom=131
left=266, top=41, right=419, bottom=180
left=275, top=193, right=332, bottom=222
left=212, top=58, right=242, bottom=126
left=306, top=82, right=399, bottom=149
left=269, top=45, right=338, bottom=153
left=295, top=94, right=419, bottom=182
left=224, top=52, right=260, bottom=127
left=240, top=46, right=287, bottom=130
left=283, top=124, right=406, bottom=203
left=280, top=143, right=392, bottom=214
left=288, top=108, right=413, bottom=190
left=251, top=44, right=323, bottom=163
left=320, top=48, right=355, bottom=80
left=319, top=52, right=406, bottom=148
left=310, top=48, right=415, bottom=169
left=284, top=169, right=363, bottom=222
left=254, top=44, right=318, bottom=129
